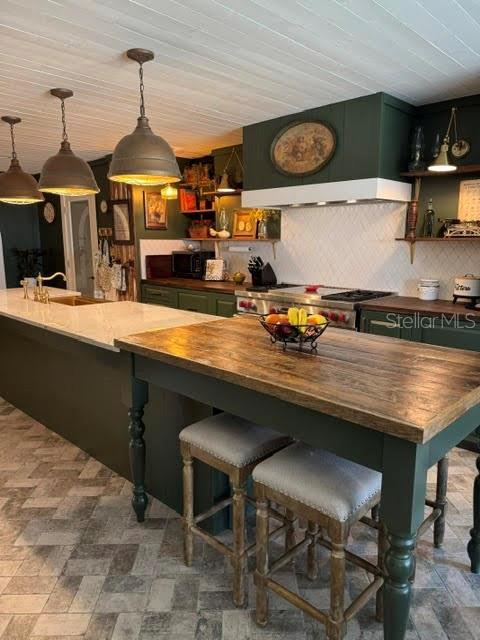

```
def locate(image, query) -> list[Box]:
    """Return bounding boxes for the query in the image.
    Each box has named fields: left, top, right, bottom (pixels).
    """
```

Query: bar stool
left=253, top=443, right=384, bottom=640
left=179, top=413, right=292, bottom=607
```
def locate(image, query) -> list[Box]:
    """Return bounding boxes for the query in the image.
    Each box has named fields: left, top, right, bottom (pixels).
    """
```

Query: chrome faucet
left=34, top=272, right=67, bottom=304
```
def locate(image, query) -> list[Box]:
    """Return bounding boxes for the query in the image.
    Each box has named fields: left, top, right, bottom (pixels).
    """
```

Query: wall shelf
left=396, top=236, right=480, bottom=263
left=201, top=190, right=242, bottom=197
left=182, top=237, right=280, bottom=258
left=400, top=164, right=480, bottom=178
left=179, top=209, right=216, bottom=215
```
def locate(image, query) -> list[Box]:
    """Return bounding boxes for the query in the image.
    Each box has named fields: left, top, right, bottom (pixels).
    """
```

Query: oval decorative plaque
left=270, top=120, right=336, bottom=176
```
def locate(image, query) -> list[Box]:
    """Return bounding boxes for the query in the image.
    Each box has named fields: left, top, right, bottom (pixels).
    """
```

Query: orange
left=265, top=313, right=281, bottom=325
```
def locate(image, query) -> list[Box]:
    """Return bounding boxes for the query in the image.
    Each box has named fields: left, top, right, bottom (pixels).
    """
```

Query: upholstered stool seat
left=253, top=443, right=382, bottom=522
left=179, top=413, right=291, bottom=468
left=179, top=412, right=291, bottom=608
left=253, top=443, right=385, bottom=640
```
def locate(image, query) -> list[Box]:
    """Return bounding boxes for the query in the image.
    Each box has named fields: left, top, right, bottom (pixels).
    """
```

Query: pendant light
left=160, top=183, right=178, bottom=199
left=0, top=116, right=44, bottom=205
left=217, top=147, right=243, bottom=193
left=39, top=88, right=99, bottom=195
left=428, top=107, right=458, bottom=173
left=108, top=49, right=181, bottom=186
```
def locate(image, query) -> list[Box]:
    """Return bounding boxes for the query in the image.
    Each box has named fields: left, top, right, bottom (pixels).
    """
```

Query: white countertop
left=0, top=288, right=218, bottom=351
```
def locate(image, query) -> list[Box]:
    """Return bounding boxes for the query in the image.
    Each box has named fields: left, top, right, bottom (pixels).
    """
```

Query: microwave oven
left=171, top=251, right=215, bottom=279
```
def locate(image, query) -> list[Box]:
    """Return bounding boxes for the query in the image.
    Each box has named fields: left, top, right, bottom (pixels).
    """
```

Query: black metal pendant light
left=0, top=116, right=44, bottom=205
left=108, top=49, right=181, bottom=186
left=39, top=88, right=99, bottom=196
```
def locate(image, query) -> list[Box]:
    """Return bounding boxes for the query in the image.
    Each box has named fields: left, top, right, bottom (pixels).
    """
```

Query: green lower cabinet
left=177, top=290, right=210, bottom=314
left=141, top=284, right=236, bottom=317
left=359, top=311, right=417, bottom=341
left=212, top=294, right=237, bottom=317
left=142, top=285, right=178, bottom=308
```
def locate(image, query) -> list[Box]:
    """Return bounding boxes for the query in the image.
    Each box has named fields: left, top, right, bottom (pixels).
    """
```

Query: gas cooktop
left=246, top=283, right=298, bottom=293
left=321, top=289, right=393, bottom=302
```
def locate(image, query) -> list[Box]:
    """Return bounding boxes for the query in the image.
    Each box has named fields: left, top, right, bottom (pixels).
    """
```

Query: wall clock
left=43, top=202, right=55, bottom=224
left=271, top=120, right=336, bottom=176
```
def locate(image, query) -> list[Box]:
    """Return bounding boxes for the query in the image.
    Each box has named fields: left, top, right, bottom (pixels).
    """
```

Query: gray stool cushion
left=253, top=442, right=382, bottom=522
left=179, top=413, right=291, bottom=468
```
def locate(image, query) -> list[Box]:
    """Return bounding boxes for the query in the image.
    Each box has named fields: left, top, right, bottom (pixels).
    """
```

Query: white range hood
left=241, top=178, right=411, bottom=208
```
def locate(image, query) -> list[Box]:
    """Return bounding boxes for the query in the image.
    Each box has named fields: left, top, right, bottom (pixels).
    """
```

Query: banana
left=288, top=307, right=299, bottom=326
left=288, top=307, right=308, bottom=332
left=298, top=308, right=308, bottom=333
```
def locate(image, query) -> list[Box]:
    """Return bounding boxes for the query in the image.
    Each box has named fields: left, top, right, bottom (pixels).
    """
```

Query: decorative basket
left=188, top=220, right=212, bottom=239
left=259, top=315, right=329, bottom=352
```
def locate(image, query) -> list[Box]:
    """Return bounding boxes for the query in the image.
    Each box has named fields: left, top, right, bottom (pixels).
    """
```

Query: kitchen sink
left=51, top=296, right=108, bottom=307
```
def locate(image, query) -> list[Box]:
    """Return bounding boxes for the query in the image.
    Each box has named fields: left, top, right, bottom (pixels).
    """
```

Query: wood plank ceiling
left=0, top=0, right=480, bottom=173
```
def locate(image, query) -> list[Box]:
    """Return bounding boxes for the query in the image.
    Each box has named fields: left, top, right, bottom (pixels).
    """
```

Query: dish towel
left=0, top=232, right=6, bottom=289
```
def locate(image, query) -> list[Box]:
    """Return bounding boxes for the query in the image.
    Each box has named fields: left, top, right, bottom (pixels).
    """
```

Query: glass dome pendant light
left=108, top=48, right=181, bottom=186
left=39, top=88, right=99, bottom=196
left=0, top=116, right=44, bottom=205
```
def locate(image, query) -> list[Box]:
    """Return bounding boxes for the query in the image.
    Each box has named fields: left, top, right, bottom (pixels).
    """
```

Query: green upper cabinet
left=242, top=92, right=414, bottom=191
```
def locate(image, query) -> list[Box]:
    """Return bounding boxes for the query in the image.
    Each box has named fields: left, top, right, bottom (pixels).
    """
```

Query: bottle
left=423, top=198, right=435, bottom=237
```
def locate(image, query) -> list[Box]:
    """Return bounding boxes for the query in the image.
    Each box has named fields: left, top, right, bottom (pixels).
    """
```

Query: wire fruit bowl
left=259, top=315, right=330, bottom=352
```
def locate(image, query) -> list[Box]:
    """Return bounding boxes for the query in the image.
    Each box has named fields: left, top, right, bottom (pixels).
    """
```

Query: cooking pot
left=454, top=274, right=480, bottom=298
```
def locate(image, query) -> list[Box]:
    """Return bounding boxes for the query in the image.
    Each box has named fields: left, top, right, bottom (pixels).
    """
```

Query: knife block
left=249, top=262, right=277, bottom=287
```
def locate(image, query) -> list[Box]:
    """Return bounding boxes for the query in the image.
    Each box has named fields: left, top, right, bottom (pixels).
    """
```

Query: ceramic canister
left=454, top=274, right=480, bottom=298
left=417, top=278, right=440, bottom=301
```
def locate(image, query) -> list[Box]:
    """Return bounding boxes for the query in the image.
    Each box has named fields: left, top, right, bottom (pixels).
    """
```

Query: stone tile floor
left=0, top=398, right=478, bottom=639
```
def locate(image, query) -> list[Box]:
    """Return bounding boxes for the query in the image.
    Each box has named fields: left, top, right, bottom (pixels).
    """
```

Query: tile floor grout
left=0, top=399, right=478, bottom=638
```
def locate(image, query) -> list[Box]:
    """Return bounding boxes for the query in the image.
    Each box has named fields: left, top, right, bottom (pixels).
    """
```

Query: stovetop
left=246, top=283, right=298, bottom=293
left=236, top=284, right=394, bottom=309
left=321, top=289, right=393, bottom=302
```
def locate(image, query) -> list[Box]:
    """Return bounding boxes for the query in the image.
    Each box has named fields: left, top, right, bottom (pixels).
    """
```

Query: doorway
left=60, top=195, right=98, bottom=296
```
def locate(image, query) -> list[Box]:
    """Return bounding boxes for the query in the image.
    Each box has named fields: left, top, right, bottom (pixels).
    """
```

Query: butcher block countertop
left=360, top=295, right=480, bottom=318
left=115, top=316, right=480, bottom=444
left=142, top=277, right=247, bottom=295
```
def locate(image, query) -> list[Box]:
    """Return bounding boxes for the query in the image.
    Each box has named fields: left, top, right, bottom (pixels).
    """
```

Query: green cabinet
left=360, top=309, right=480, bottom=349
left=359, top=311, right=416, bottom=341
left=142, top=285, right=177, bottom=308
left=177, top=291, right=210, bottom=314
left=213, top=295, right=237, bottom=318
left=141, top=283, right=236, bottom=318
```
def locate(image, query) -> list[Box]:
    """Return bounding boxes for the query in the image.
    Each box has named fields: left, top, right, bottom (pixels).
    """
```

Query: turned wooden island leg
left=468, top=427, right=480, bottom=573
left=128, top=378, right=149, bottom=522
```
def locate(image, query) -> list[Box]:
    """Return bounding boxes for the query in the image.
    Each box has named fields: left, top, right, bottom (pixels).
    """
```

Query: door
left=60, top=195, right=98, bottom=296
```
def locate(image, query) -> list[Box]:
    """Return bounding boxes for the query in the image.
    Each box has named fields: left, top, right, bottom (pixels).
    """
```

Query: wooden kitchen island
left=115, top=316, right=480, bottom=640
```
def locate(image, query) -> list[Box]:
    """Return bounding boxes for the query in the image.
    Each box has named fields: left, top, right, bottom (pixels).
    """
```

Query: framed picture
left=232, top=210, right=256, bottom=239
left=270, top=120, right=336, bottom=176
left=111, top=199, right=133, bottom=245
left=144, top=191, right=168, bottom=230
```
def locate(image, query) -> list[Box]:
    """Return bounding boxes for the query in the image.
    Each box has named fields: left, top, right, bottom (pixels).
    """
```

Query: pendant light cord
left=138, top=63, right=146, bottom=118
left=8, top=122, right=17, bottom=160
left=60, top=98, right=69, bottom=143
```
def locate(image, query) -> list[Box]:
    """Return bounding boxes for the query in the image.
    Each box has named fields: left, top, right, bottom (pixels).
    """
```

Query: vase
left=257, top=219, right=268, bottom=239
left=408, top=125, right=426, bottom=171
